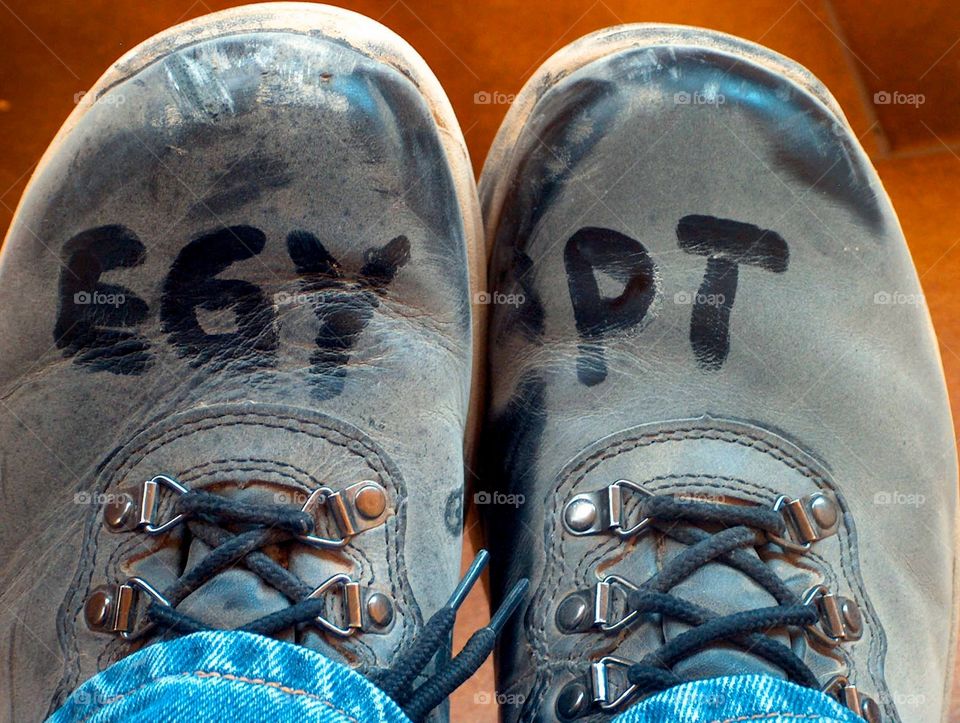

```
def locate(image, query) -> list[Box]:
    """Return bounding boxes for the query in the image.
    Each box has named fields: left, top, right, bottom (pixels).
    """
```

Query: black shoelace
left=371, top=553, right=528, bottom=720
left=137, top=490, right=527, bottom=721
left=619, top=495, right=821, bottom=697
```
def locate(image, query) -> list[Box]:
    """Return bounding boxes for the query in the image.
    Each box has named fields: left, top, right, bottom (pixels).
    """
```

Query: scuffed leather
left=0, top=27, right=471, bottom=722
left=480, top=32, right=957, bottom=723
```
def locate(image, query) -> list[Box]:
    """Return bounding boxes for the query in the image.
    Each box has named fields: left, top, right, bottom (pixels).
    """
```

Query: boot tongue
left=109, top=402, right=408, bottom=665
left=555, top=417, right=842, bottom=699
left=590, top=492, right=795, bottom=683
left=656, top=523, right=792, bottom=680
left=174, top=482, right=348, bottom=663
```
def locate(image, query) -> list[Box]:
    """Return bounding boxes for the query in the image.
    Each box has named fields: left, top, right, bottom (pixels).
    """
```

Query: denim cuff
left=48, top=630, right=411, bottom=723
left=612, top=674, right=866, bottom=723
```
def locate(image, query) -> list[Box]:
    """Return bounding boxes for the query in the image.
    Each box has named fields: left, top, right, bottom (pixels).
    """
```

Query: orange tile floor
left=1, top=1, right=958, bottom=720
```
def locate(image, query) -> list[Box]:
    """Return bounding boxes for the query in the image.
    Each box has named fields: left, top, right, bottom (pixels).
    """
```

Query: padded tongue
left=548, top=417, right=853, bottom=710
left=173, top=482, right=348, bottom=661
left=103, top=401, right=416, bottom=665
left=588, top=492, right=805, bottom=688
left=657, top=532, right=794, bottom=680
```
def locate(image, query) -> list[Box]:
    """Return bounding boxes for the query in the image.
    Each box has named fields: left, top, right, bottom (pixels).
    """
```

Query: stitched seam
left=526, top=421, right=884, bottom=715
left=710, top=714, right=833, bottom=723
left=534, top=427, right=803, bottom=665
left=77, top=670, right=361, bottom=723
left=193, top=671, right=360, bottom=722
left=60, top=408, right=422, bottom=697
left=77, top=675, right=189, bottom=723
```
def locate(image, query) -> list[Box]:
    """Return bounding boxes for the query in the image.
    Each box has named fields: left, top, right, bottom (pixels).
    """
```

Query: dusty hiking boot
left=479, top=24, right=958, bottom=723
left=0, top=4, right=496, bottom=720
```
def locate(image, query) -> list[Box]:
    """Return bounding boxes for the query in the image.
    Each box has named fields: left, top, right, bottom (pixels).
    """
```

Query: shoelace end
left=489, top=577, right=529, bottom=634
left=447, top=549, right=490, bottom=611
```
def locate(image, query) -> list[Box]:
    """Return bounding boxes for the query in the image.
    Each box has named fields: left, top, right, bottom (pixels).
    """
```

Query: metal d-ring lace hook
left=297, top=480, right=392, bottom=549
left=563, top=479, right=654, bottom=538
left=822, top=675, right=882, bottom=723
left=594, top=574, right=641, bottom=632
left=768, top=492, right=841, bottom=553
left=306, top=572, right=365, bottom=637
left=590, top=655, right=638, bottom=711
left=802, top=584, right=864, bottom=647
left=84, top=575, right=172, bottom=640
left=102, top=474, right=190, bottom=535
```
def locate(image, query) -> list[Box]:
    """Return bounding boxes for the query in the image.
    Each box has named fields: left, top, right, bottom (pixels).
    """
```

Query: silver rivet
left=841, top=598, right=863, bottom=636
left=556, top=593, right=589, bottom=632
left=861, top=697, right=881, bottom=723
left=103, top=493, right=136, bottom=531
left=355, top=484, right=386, bottom=520
left=85, top=587, right=113, bottom=629
left=810, top=494, right=838, bottom=529
left=366, top=592, right=394, bottom=627
left=564, top=499, right=597, bottom=532
left=556, top=681, right=589, bottom=720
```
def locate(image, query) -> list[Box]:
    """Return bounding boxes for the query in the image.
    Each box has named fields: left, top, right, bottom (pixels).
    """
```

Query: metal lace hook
left=297, top=480, right=392, bottom=549
left=591, top=655, right=638, bottom=711
left=102, top=474, right=190, bottom=535
left=563, top=479, right=654, bottom=538
left=306, top=573, right=363, bottom=637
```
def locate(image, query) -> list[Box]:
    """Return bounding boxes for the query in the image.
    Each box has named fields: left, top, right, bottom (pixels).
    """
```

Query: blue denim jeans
left=611, top=674, right=864, bottom=723
left=50, top=631, right=865, bottom=723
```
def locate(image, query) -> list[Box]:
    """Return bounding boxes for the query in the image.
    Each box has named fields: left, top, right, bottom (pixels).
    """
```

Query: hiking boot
left=478, top=24, right=958, bottom=723
left=0, top=4, right=491, bottom=720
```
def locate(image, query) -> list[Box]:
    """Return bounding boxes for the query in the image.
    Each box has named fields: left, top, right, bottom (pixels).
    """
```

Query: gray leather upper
left=480, top=35, right=957, bottom=723
left=0, top=28, right=471, bottom=720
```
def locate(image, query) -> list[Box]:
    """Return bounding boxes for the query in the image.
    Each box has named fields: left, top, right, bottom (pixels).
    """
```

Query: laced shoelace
left=371, top=553, right=529, bottom=721
left=616, top=495, right=822, bottom=698
left=130, top=489, right=527, bottom=722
